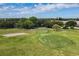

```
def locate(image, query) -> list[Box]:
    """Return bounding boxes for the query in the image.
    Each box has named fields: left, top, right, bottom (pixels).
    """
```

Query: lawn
left=0, top=28, right=79, bottom=56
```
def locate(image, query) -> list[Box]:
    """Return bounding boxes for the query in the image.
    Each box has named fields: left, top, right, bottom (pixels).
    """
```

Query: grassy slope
left=0, top=28, right=79, bottom=56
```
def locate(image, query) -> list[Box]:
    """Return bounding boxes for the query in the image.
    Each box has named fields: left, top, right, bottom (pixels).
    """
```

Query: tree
left=15, top=21, right=24, bottom=28
left=52, top=20, right=64, bottom=27
left=0, top=21, right=16, bottom=28
left=29, top=16, right=38, bottom=28
left=29, top=16, right=37, bottom=23
left=43, top=20, right=53, bottom=28
left=15, top=18, right=28, bottom=28
left=23, top=20, right=34, bottom=29
left=65, top=20, right=77, bottom=29
left=36, top=20, right=45, bottom=27
left=16, top=19, right=34, bottom=29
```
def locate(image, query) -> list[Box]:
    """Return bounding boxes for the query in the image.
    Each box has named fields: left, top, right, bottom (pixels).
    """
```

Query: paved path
left=3, top=33, right=26, bottom=37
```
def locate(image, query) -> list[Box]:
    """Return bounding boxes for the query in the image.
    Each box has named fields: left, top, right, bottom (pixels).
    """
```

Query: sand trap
left=3, top=33, right=26, bottom=37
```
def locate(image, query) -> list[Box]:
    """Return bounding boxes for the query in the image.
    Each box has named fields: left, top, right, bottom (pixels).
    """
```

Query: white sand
left=3, top=33, right=26, bottom=37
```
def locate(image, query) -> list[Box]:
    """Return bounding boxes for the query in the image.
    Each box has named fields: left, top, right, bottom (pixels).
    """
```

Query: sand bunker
left=3, top=33, right=26, bottom=37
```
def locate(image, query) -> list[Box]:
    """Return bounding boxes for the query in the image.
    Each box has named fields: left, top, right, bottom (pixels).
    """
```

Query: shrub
left=52, top=20, right=64, bottom=27
left=52, top=24, right=61, bottom=31
left=43, top=20, right=53, bottom=28
left=63, top=25, right=69, bottom=29
left=16, top=19, right=34, bottom=29
left=23, top=20, right=34, bottom=29
left=65, top=20, right=77, bottom=29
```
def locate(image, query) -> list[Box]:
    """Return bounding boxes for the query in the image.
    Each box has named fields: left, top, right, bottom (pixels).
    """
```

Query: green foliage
left=43, top=20, right=64, bottom=28
left=29, top=16, right=37, bottom=23
left=0, top=17, right=78, bottom=30
left=43, top=20, right=53, bottom=28
left=23, top=20, right=34, bottom=29
left=52, top=20, right=64, bottom=26
left=16, top=19, right=34, bottom=29
left=0, top=21, right=15, bottom=28
left=16, top=16, right=38, bottom=29
left=63, top=25, right=69, bottom=29
left=65, top=20, right=77, bottom=29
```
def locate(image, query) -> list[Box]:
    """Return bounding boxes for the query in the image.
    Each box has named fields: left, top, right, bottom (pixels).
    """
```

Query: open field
left=0, top=28, right=79, bottom=56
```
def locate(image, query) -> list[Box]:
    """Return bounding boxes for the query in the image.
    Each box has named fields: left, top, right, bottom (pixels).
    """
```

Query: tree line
left=0, top=16, right=77, bottom=29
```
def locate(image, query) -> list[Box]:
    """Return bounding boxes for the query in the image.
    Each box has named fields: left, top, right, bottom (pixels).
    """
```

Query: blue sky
left=0, top=3, right=79, bottom=18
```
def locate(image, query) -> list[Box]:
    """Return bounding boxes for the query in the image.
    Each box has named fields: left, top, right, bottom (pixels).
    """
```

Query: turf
left=0, top=28, right=79, bottom=56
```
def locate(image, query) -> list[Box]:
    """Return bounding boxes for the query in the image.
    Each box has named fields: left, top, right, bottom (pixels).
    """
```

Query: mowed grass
left=0, top=28, right=79, bottom=56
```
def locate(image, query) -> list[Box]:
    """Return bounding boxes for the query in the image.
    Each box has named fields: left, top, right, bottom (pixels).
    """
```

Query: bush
left=23, top=20, right=34, bottom=29
left=43, top=20, right=53, bottom=28
left=52, top=24, right=61, bottom=31
left=16, top=19, right=34, bottom=29
left=65, top=20, right=77, bottom=29
left=52, top=20, right=64, bottom=27
left=63, top=26, right=69, bottom=29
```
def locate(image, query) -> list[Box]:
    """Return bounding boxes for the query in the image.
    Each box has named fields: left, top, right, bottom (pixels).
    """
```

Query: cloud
left=0, top=3, right=79, bottom=12
left=20, top=3, right=79, bottom=14
left=19, top=3, right=79, bottom=14
left=0, top=3, right=79, bottom=18
left=33, top=3, right=79, bottom=12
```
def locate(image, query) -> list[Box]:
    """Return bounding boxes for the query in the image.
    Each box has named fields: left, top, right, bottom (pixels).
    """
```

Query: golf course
left=0, top=28, right=79, bottom=56
left=0, top=3, right=79, bottom=56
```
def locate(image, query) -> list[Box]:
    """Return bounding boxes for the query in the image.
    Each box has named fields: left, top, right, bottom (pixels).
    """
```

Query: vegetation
left=43, top=20, right=53, bottom=28
left=52, top=24, right=61, bottom=31
left=0, top=17, right=78, bottom=29
left=52, top=20, right=64, bottom=26
left=0, top=28, right=79, bottom=55
left=65, top=20, right=77, bottom=29
left=0, top=17, right=79, bottom=55
left=16, top=19, right=34, bottom=29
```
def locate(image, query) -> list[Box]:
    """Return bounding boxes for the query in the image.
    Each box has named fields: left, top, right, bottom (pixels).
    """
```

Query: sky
left=0, top=3, right=79, bottom=18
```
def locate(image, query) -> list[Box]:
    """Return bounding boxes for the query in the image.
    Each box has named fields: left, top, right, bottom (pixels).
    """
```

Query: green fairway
left=0, top=28, right=79, bottom=56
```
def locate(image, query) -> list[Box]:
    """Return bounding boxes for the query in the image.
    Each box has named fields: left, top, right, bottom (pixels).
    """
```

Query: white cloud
left=0, top=3, right=79, bottom=18
left=0, top=3, right=79, bottom=12
left=33, top=3, right=79, bottom=12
